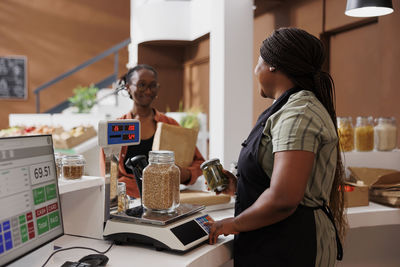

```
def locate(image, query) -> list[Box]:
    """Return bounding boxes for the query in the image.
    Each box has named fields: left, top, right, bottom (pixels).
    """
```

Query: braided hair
left=260, top=27, right=346, bottom=240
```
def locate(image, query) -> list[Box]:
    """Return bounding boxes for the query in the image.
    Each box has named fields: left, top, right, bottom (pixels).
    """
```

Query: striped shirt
left=258, top=90, right=338, bottom=267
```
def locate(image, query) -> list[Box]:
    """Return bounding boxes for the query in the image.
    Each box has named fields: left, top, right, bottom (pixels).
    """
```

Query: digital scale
left=98, top=119, right=212, bottom=252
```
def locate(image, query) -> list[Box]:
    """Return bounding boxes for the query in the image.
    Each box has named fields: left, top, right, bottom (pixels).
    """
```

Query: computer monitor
left=0, top=135, right=63, bottom=266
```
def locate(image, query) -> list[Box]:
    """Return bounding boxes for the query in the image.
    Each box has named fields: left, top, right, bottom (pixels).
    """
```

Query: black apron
left=234, top=87, right=342, bottom=267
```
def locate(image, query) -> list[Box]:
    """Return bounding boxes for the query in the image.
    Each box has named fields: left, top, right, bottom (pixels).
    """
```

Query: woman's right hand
left=218, top=169, right=237, bottom=196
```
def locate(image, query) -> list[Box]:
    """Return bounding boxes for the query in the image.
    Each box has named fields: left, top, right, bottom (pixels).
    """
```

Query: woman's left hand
left=206, top=217, right=239, bottom=245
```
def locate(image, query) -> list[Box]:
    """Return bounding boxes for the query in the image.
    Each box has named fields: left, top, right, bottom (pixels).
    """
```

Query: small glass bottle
left=62, top=154, right=85, bottom=179
left=54, top=153, right=63, bottom=179
left=374, top=117, right=397, bottom=151
left=117, top=182, right=128, bottom=213
left=142, top=151, right=180, bottom=213
left=200, top=158, right=229, bottom=192
left=355, top=116, right=374, bottom=151
left=337, top=117, right=354, bottom=152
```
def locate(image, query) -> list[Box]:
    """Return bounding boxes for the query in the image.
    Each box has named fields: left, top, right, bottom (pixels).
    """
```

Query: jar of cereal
left=337, top=117, right=354, bottom=152
left=374, top=117, right=397, bottom=151
left=142, top=151, right=180, bottom=213
left=355, top=116, right=374, bottom=151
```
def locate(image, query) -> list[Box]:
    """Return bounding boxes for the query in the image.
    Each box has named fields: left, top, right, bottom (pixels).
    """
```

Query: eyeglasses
left=131, top=82, right=159, bottom=93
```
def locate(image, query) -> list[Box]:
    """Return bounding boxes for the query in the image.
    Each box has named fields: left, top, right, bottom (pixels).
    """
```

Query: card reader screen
left=170, top=220, right=207, bottom=246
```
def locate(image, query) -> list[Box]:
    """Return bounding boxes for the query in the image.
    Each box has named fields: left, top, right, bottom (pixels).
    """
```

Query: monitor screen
left=0, top=135, right=63, bottom=266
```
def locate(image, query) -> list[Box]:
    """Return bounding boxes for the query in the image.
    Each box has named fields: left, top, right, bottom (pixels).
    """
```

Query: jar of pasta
left=142, top=151, right=180, bottom=213
left=337, top=117, right=354, bottom=152
left=355, top=116, right=374, bottom=151
left=374, top=117, right=397, bottom=151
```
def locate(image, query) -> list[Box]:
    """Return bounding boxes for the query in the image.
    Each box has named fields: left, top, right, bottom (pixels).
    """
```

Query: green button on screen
left=45, top=184, right=57, bottom=201
left=37, top=216, right=49, bottom=235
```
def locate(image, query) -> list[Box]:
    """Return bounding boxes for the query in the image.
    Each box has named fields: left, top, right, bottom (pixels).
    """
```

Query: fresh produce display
left=0, top=125, right=96, bottom=149
left=0, top=125, right=57, bottom=137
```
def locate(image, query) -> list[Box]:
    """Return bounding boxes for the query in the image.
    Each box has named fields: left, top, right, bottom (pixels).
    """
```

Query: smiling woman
left=99, top=64, right=205, bottom=198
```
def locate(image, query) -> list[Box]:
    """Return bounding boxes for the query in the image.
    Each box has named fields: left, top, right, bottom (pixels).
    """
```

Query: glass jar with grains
left=62, top=155, right=85, bottom=180
left=200, top=158, right=229, bottom=192
left=355, top=116, right=374, bottom=151
left=374, top=117, right=397, bottom=151
left=117, top=182, right=129, bottom=213
left=337, top=117, right=354, bottom=152
left=142, top=151, right=180, bottom=213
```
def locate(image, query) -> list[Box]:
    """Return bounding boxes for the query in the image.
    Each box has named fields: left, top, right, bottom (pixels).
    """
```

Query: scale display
left=98, top=120, right=141, bottom=147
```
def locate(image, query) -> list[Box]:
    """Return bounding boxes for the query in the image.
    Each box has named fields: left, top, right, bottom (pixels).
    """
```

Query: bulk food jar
left=142, top=150, right=180, bottom=213
left=200, top=158, right=229, bottom=192
left=337, top=117, right=354, bottom=152
left=355, top=116, right=374, bottom=151
left=374, top=117, right=397, bottom=151
left=62, top=155, right=85, bottom=179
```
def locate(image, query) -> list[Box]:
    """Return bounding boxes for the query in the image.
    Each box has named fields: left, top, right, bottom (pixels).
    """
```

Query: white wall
left=129, top=0, right=254, bottom=167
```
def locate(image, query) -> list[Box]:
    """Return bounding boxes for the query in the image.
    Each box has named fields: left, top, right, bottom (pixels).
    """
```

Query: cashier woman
left=100, top=64, right=204, bottom=198
left=206, top=27, right=346, bottom=267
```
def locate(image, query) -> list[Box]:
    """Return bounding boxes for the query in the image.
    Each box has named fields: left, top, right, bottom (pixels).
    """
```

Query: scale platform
left=103, top=204, right=213, bottom=252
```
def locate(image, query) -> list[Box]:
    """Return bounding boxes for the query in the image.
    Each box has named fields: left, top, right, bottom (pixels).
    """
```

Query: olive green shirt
left=258, top=90, right=338, bottom=266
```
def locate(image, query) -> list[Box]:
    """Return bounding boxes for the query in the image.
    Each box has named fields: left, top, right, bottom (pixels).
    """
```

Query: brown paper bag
left=152, top=122, right=198, bottom=168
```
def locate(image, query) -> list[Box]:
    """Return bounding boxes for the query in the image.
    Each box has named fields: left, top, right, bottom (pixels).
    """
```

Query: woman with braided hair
left=206, top=28, right=346, bottom=266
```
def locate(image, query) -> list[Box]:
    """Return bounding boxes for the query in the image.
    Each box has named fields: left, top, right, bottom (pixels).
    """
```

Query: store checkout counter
left=52, top=174, right=400, bottom=267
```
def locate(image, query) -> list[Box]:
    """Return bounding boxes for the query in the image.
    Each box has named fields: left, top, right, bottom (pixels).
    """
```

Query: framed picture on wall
left=0, top=56, right=27, bottom=100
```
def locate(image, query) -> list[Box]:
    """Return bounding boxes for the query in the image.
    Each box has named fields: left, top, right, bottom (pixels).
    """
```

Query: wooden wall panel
left=137, top=43, right=185, bottom=113
left=0, top=0, right=130, bottom=129
left=331, top=23, right=381, bottom=116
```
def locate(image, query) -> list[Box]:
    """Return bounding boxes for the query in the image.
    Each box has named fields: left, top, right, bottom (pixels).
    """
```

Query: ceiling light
left=345, top=0, right=394, bottom=17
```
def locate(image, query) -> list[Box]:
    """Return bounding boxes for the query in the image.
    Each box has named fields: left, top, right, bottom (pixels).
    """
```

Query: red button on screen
left=29, top=231, right=35, bottom=239
left=28, top=222, right=34, bottom=232
left=47, top=203, right=58, bottom=213
left=26, top=212, right=33, bottom=221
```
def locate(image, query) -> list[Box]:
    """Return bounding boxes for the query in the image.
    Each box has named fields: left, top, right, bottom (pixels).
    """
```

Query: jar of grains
left=374, top=117, right=397, bottom=151
left=142, top=150, right=180, bottom=213
left=337, top=117, right=354, bottom=152
left=62, top=155, right=85, bottom=180
left=355, top=116, right=374, bottom=151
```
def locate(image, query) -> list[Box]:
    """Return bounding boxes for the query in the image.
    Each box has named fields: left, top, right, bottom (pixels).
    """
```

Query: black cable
left=41, top=242, right=114, bottom=267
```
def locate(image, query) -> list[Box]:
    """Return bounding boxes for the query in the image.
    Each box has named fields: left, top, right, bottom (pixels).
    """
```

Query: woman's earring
left=269, top=66, right=276, bottom=72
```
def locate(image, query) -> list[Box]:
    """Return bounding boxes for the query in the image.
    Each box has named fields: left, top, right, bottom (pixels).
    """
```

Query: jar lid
left=148, top=150, right=174, bottom=163
left=61, top=154, right=86, bottom=165
left=200, top=158, right=221, bottom=170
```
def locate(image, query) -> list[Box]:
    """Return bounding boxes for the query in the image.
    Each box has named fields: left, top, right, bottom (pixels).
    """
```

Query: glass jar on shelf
left=355, top=116, right=374, bottom=151
left=337, top=117, right=354, bottom=152
left=54, top=152, right=63, bottom=179
left=374, top=117, right=397, bottom=151
left=62, top=154, right=85, bottom=180
left=142, top=151, right=180, bottom=213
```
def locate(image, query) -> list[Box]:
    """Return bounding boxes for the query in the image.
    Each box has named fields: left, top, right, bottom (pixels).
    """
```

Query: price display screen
left=0, top=135, right=63, bottom=266
left=107, top=121, right=140, bottom=145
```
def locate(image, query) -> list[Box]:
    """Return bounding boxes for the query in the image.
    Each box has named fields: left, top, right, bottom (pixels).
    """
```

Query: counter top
left=58, top=175, right=104, bottom=194
left=347, top=202, right=400, bottom=228
left=48, top=208, right=234, bottom=267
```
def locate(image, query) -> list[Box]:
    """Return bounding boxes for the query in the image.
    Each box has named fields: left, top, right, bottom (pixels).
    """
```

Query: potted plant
left=68, top=84, right=99, bottom=113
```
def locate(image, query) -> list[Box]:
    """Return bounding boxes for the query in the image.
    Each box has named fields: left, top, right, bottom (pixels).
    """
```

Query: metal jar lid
left=200, top=158, right=221, bottom=170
